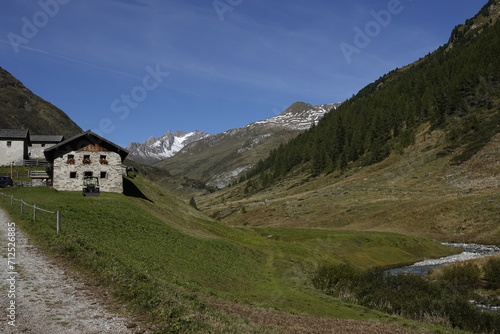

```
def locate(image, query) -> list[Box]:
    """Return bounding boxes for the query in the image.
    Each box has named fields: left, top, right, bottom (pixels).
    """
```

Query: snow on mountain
left=252, top=102, right=341, bottom=130
left=156, top=101, right=342, bottom=188
left=126, top=130, right=211, bottom=164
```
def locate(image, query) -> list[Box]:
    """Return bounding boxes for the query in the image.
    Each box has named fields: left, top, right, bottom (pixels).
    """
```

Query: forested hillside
left=242, top=0, right=500, bottom=187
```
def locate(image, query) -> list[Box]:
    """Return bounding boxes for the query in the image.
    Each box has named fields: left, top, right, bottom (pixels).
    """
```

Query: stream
left=387, top=243, right=500, bottom=276
left=386, top=243, right=500, bottom=313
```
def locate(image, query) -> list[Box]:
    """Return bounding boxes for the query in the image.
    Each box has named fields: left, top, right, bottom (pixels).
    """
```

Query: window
left=7, top=141, right=12, bottom=147
left=66, top=154, right=76, bottom=165
left=69, top=172, right=77, bottom=179
left=41, top=143, right=46, bottom=147
left=99, top=154, right=108, bottom=164
left=100, top=171, right=107, bottom=179
left=82, top=154, right=91, bottom=164
left=84, top=171, right=93, bottom=177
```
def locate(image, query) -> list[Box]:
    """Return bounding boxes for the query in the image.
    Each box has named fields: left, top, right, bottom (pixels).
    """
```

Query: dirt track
left=0, top=208, right=142, bottom=333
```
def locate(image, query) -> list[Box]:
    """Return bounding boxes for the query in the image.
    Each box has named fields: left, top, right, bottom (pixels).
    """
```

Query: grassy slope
left=201, top=123, right=500, bottom=245
left=0, top=174, right=461, bottom=332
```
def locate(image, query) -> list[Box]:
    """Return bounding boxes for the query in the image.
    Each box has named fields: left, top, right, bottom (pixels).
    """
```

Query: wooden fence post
left=10, top=195, right=13, bottom=205
left=56, top=211, right=61, bottom=234
left=33, top=204, right=37, bottom=221
left=20, top=200, right=23, bottom=214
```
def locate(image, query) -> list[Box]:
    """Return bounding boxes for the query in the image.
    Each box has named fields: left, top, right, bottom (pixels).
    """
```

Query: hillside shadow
left=123, top=177, right=153, bottom=203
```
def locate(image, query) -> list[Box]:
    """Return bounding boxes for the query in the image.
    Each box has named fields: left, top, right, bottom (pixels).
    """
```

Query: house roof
left=44, top=130, right=129, bottom=162
left=30, top=135, right=64, bottom=143
left=0, top=129, right=30, bottom=140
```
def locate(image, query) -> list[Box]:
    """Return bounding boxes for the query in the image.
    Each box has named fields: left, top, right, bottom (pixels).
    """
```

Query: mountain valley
left=1, top=1, right=500, bottom=333
left=150, top=102, right=340, bottom=188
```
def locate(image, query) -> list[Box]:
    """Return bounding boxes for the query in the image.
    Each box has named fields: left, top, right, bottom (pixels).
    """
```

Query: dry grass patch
left=204, top=295, right=452, bottom=334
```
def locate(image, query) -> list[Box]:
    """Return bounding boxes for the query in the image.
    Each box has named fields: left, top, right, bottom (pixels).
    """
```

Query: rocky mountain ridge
left=252, top=102, right=340, bottom=131
left=153, top=102, right=340, bottom=188
left=126, top=130, right=210, bottom=165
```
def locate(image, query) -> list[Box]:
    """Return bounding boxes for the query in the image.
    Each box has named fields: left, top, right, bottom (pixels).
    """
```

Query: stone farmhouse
left=0, top=129, right=31, bottom=166
left=44, top=131, right=129, bottom=193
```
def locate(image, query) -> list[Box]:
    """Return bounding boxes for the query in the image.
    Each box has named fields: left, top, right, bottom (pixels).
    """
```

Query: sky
left=0, top=0, right=488, bottom=147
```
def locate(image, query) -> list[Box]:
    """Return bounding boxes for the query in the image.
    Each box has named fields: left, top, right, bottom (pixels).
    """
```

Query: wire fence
left=0, top=192, right=61, bottom=233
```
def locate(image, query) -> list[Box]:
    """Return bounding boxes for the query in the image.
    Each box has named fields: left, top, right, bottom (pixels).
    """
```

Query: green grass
left=0, top=175, right=462, bottom=332
left=252, top=228, right=458, bottom=268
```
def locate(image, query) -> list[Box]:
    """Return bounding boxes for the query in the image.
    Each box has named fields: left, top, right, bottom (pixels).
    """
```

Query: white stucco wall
left=29, top=143, right=57, bottom=159
left=0, top=139, right=26, bottom=166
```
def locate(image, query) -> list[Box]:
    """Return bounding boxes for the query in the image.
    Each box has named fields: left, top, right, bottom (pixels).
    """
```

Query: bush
left=440, top=263, right=481, bottom=295
left=483, top=257, right=500, bottom=289
left=312, top=263, right=362, bottom=297
left=312, top=262, right=500, bottom=333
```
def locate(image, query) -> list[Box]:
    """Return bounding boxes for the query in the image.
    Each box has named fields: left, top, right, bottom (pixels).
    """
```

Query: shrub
left=440, top=263, right=481, bottom=295
left=312, top=262, right=500, bottom=333
left=483, top=257, right=500, bottom=289
left=312, top=263, right=362, bottom=298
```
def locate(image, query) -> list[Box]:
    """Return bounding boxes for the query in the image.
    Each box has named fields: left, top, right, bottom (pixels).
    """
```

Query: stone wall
left=52, top=150, right=124, bottom=193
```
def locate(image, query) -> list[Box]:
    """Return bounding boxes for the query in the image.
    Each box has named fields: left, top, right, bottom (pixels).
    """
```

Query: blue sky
left=0, top=0, right=487, bottom=147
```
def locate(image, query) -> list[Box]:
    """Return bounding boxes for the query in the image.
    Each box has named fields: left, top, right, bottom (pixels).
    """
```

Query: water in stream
left=387, top=243, right=500, bottom=313
left=387, top=243, right=500, bottom=276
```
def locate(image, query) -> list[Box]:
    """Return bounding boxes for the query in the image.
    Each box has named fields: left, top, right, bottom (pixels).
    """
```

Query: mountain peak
left=154, top=101, right=342, bottom=189
left=280, top=102, right=314, bottom=116
left=254, top=102, right=341, bottom=131
left=126, top=130, right=211, bottom=164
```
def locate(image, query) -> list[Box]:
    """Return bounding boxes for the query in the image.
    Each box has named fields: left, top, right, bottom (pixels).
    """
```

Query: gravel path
left=0, top=208, right=143, bottom=333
